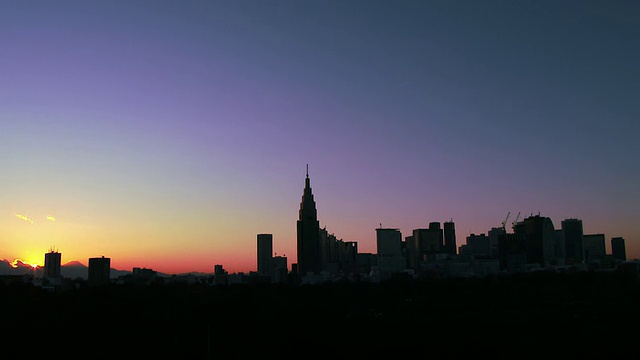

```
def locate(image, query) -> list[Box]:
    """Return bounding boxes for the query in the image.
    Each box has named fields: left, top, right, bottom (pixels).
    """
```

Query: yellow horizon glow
left=3, top=203, right=296, bottom=274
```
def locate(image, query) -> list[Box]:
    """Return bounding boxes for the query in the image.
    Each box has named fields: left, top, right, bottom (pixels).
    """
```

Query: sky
left=1, top=0, right=638, bottom=275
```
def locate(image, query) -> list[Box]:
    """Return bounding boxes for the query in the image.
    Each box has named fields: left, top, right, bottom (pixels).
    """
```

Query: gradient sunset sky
left=1, top=0, right=638, bottom=275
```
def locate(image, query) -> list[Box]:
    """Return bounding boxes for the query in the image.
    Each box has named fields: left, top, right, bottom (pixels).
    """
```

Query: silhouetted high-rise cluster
left=272, top=167, right=629, bottom=284
left=21, top=165, right=632, bottom=289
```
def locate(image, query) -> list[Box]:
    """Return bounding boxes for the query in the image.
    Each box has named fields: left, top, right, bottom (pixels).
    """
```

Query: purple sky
left=1, top=0, right=638, bottom=274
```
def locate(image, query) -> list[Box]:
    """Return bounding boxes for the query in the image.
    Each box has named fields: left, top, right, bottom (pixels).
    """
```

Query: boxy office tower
left=88, top=256, right=111, bottom=286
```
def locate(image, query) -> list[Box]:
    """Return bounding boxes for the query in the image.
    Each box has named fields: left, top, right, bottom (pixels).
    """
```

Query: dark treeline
left=3, top=270, right=639, bottom=359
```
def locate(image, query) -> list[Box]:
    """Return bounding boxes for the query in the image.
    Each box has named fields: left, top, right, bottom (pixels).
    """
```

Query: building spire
left=298, top=163, right=320, bottom=276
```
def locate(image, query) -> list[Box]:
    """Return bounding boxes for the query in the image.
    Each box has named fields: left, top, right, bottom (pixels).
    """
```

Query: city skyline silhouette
left=1, top=1, right=638, bottom=276
left=1, top=164, right=630, bottom=281
left=1, top=3, right=639, bottom=358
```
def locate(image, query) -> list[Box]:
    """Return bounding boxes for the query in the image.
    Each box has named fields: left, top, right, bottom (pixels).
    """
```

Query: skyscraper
left=412, top=224, right=443, bottom=271
left=297, top=165, right=321, bottom=276
left=412, top=228, right=429, bottom=269
left=88, top=256, right=111, bottom=287
left=257, top=234, right=273, bottom=276
left=462, top=233, right=491, bottom=257
left=583, top=234, right=606, bottom=262
left=522, top=215, right=558, bottom=266
left=404, top=235, right=416, bottom=270
left=498, top=232, right=527, bottom=272
left=43, top=247, right=61, bottom=279
left=428, top=222, right=444, bottom=253
left=488, top=227, right=506, bottom=258
left=611, top=237, right=626, bottom=261
left=376, top=227, right=404, bottom=278
left=271, top=255, right=288, bottom=283
left=561, top=218, right=584, bottom=264
left=443, top=220, right=457, bottom=256
left=319, top=227, right=338, bottom=272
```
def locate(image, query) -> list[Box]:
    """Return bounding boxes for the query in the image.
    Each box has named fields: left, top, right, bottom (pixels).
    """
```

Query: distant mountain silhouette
left=0, top=259, right=37, bottom=276
left=59, top=261, right=88, bottom=279
left=0, top=259, right=132, bottom=279
left=60, top=260, right=131, bottom=280
left=63, top=260, right=84, bottom=266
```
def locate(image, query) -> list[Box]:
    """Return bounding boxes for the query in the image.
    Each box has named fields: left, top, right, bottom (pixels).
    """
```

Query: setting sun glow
left=10, top=258, right=39, bottom=268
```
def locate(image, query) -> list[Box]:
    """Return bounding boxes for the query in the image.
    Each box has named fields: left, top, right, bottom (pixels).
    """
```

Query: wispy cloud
left=15, top=214, right=33, bottom=224
left=46, top=216, right=56, bottom=222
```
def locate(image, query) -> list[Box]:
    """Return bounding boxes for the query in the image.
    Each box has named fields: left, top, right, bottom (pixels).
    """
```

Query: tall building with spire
left=297, top=165, right=321, bottom=276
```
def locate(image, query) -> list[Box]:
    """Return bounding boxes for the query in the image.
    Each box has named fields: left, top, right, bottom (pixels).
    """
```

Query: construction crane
left=511, top=212, right=521, bottom=231
left=501, top=212, right=510, bottom=230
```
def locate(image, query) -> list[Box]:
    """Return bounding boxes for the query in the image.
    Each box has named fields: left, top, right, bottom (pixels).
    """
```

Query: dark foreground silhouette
left=3, top=270, right=639, bottom=359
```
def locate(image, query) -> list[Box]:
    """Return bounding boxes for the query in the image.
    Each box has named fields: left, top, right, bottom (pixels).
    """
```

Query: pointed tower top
left=306, top=164, right=309, bottom=178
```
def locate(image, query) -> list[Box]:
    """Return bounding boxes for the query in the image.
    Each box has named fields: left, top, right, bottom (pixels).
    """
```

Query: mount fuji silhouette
left=0, top=259, right=133, bottom=279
